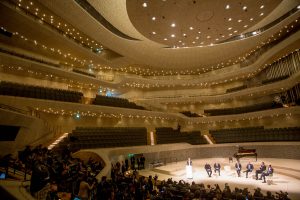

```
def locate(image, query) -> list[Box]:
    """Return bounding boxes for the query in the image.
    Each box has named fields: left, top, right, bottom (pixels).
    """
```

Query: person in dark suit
left=130, top=155, right=135, bottom=170
left=214, top=163, right=221, bottom=176
left=243, top=162, right=254, bottom=178
left=140, top=155, right=145, bottom=169
left=235, top=161, right=242, bottom=177
left=261, top=165, right=274, bottom=183
left=256, top=162, right=266, bottom=180
left=204, top=163, right=212, bottom=177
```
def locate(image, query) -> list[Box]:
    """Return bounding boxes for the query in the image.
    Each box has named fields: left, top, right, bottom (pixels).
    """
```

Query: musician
left=261, top=165, right=274, bottom=183
left=187, top=158, right=192, bottom=166
left=235, top=161, right=242, bottom=177
left=256, top=162, right=266, bottom=180
left=214, top=163, right=221, bottom=176
left=243, top=162, right=254, bottom=178
left=204, top=163, right=212, bottom=177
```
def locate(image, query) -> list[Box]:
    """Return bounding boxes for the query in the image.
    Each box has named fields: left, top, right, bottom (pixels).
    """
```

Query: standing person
left=243, top=162, right=254, bottom=178
left=204, top=163, right=212, bottom=177
left=235, top=161, right=242, bottom=177
left=261, top=165, right=274, bottom=183
left=77, top=176, right=95, bottom=200
left=256, top=162, right=266, bottom=180
left=214, top=163, right=221, bottom=176
left=125, top=158, right=129, bottom=171
left=137, top=158, right=140, bottom=170
left=121, top=161, right=126, bottom=175
left=130, top=155, right=135, bottom=170
left=140, top=155, right=145, bottom=169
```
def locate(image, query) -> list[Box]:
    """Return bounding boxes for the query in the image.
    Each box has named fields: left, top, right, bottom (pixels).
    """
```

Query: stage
left=139, top=157, right=300, bottom=200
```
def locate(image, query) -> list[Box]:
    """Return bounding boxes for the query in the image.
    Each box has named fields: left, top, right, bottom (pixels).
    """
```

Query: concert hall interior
left=0, top=0, right=300, bottom=199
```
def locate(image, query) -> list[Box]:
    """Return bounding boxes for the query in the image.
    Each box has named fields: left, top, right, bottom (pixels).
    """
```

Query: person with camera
left=77, top=175, right=96, bottom=200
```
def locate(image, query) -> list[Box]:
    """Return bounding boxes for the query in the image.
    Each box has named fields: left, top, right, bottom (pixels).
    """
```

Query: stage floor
left=139, top=158, right=300, bottom=200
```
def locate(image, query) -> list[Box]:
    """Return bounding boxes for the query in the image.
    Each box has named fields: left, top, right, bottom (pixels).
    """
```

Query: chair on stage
left=266, top=173, right=274, bottom=185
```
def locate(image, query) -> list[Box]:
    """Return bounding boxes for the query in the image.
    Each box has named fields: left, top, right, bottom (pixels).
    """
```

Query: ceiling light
left=196, top=36, right=199, bottom=39
left=178, top=40, right=182, bottom=43
left=297, top=5, right=300, bottom=9
left=142, top=2, right=147, bottom=7
left=206, top=35, right=211, bottom=39
left=225, top=4, right=230, bottom=9
left=244, top=24, right=248, bottom=28
left=260, top=13, right=264, bottom=16
left=228, top=18, right=232, bottom=21
left=243, top=6, right=247, bottom=10
left=183, top=33, right=187, bottom=36
left=260, top=5, right=264, bottom=9
left=189, top=27, right=194, bottom=30
left=171, top=23, right=176, bottom=27
left=152, top=31, right=156, bottom=34
left=171, top=34, right=175, bottom=37
left=252, top=31, right=257, bottom=35
left=234, top=30, right=238, bottom=33
left=152, top=17, right=156, bottom=21
left=192, top=41, right=195, bottom=44
left=228, top=27, right=232, bottom=30
left=164, top=38, right=167, bottom=41
left=238, top=19, right=242, bottom=22
left=250, top=18, right=254, bottom=21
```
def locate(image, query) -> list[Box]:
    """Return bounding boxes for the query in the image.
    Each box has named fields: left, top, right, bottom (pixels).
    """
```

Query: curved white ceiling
left=33, top=0, right=300, bottom=69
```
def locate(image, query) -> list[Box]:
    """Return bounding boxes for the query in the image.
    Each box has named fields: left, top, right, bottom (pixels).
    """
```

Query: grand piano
left=233, top=146, right=257, bottom=161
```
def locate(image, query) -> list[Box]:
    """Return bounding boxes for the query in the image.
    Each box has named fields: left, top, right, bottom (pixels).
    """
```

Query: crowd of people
left=0, top=146, right=290, bottom=200
left=0, top=145, right=104, bottom=199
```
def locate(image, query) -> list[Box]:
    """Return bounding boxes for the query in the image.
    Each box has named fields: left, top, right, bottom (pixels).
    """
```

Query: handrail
left=0, top=103, right=30, bottom=115
left=0, top=47, right=60, bottom=68
left=2, top=0, right=101, bottom=54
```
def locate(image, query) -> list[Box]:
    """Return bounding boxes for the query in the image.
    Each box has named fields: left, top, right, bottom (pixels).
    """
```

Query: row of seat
left=93, top=95, right=145, bottom=110
left=62, top=127, right=148, bottom=150
left=156, top=128, right=207, bottom=145
left=180, top=111, right=201, bottom=117
left=210, top=126, right=300, bottom=143
left=210, top=126, right=264, bottom=134
left=226, top=85, right=247, bottom=93
left=73, top=69, right=96, bottom=78
left=204, top=102, right=282, bottom=116
left=0, top=81, right=83, bottom=103
left=261, top=75, right=289, bottom=85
